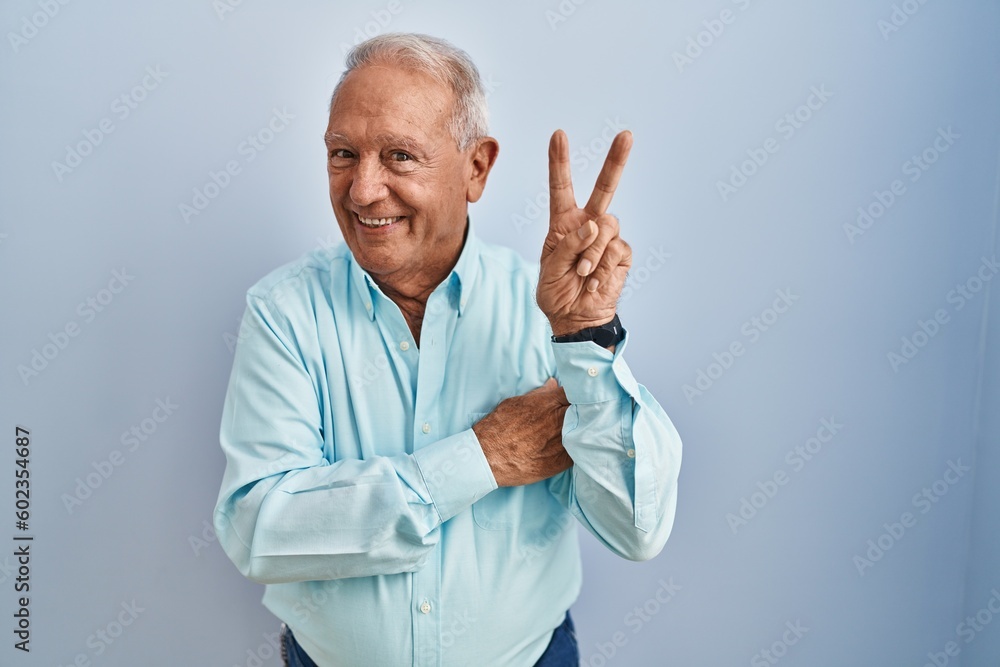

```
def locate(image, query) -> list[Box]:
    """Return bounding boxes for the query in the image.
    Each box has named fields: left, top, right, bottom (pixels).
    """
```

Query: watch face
left=594, top=320, right=624, bottom=347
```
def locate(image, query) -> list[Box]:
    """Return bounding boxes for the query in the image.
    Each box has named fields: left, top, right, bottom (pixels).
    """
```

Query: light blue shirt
left=214, top=219, right=682, bottom=667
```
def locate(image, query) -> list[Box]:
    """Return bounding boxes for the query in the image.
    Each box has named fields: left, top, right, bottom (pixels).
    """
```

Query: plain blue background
left=1, top=0, right=999, bottom=665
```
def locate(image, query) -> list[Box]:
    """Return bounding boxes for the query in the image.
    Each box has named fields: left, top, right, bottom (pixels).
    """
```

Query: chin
left=351, top=245, right=407, bottom=277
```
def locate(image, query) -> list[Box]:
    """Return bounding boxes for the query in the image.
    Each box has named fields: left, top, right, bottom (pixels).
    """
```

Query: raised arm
left=538, top=129, right=683, bottom=561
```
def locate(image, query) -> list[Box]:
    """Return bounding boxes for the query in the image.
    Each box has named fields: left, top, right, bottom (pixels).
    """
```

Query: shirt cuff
left=413, top=429, right=498, bottom=524
left=552, top=330, right=640, bottom=404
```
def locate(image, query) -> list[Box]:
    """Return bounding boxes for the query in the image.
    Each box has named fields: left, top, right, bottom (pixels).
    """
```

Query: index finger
left=583, top=130, right=633, bottom=219
left=548, top=129, right=577, bottom=218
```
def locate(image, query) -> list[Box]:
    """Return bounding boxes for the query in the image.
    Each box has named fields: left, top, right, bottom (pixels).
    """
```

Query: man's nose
left=349, top=157, right=389, bottom=206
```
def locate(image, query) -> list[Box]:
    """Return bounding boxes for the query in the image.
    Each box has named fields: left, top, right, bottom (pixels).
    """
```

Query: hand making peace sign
left=537, top=129, right=634, bottom=338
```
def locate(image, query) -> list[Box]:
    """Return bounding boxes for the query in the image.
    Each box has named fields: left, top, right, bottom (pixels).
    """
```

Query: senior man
left=215, top=33, right=681, bottom=667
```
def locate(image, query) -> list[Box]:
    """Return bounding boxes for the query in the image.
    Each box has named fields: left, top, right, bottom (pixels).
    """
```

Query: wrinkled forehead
left=327, top=64, right=455, bottom=145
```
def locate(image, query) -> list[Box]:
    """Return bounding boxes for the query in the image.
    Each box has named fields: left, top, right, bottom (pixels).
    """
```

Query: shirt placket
left=410, top=284, right=451, bottom=667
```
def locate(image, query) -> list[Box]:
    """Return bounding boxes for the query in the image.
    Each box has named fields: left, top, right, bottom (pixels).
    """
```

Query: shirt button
left=420, top=601, right=431, bottom=614
left=587, top=367, right=598, bottom=377
left=626, top=448, right=636, bottom=458
left=400, top=341, right=410, bottom=351
left=422, top=422, right=431, bottom=434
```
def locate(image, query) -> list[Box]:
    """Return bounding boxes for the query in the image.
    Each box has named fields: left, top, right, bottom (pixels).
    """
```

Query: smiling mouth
left=356, top=213, right=405, bottom=228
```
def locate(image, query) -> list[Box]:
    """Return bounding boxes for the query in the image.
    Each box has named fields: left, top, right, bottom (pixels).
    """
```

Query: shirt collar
left=347, top=215, right=481, bottom=321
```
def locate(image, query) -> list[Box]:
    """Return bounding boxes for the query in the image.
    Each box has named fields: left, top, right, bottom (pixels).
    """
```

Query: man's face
left=325, top=64, right=477, bottom=283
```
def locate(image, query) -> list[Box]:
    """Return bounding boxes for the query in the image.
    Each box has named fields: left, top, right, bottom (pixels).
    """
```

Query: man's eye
left=330, top=149, right=354, bottom=160
left=390, top=151, right=412, bottom=162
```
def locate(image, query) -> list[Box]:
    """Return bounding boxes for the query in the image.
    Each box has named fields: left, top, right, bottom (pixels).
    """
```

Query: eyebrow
left=324, top=132, right=423, bottom=153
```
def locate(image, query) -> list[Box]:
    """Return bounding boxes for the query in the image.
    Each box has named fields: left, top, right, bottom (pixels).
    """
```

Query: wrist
left=472, top=421, right=506, bottom=486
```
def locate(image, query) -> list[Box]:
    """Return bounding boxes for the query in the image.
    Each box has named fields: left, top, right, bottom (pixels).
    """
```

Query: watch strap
left=551, top=313, right=625, bottom=347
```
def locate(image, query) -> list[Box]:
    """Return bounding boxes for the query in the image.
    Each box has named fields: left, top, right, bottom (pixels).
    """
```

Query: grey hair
left=329, top=33, right=489, bottom=151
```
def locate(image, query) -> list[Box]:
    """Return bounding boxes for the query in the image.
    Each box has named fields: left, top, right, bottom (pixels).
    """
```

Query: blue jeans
left=280, top=611, right=579, bottom=666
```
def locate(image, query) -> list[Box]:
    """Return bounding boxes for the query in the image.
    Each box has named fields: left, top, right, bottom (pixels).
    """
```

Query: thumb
left=533, top=377, right=558, bottom=391
left=541, top=378, right=568, bottom=406
left=528, top=377, right=559, bottom=394
left=546, top=220, right=599, bottom=276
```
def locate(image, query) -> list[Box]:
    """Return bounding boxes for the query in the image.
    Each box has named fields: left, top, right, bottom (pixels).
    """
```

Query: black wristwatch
left=551, top=314, right=625, bottom=348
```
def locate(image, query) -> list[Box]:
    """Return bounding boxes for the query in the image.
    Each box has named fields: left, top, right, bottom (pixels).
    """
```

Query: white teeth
left=358, top=215, right=401, bottom=227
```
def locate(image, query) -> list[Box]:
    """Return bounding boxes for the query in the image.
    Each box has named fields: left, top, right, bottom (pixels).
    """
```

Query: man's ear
left=466, top=137, right=500, bottom=203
